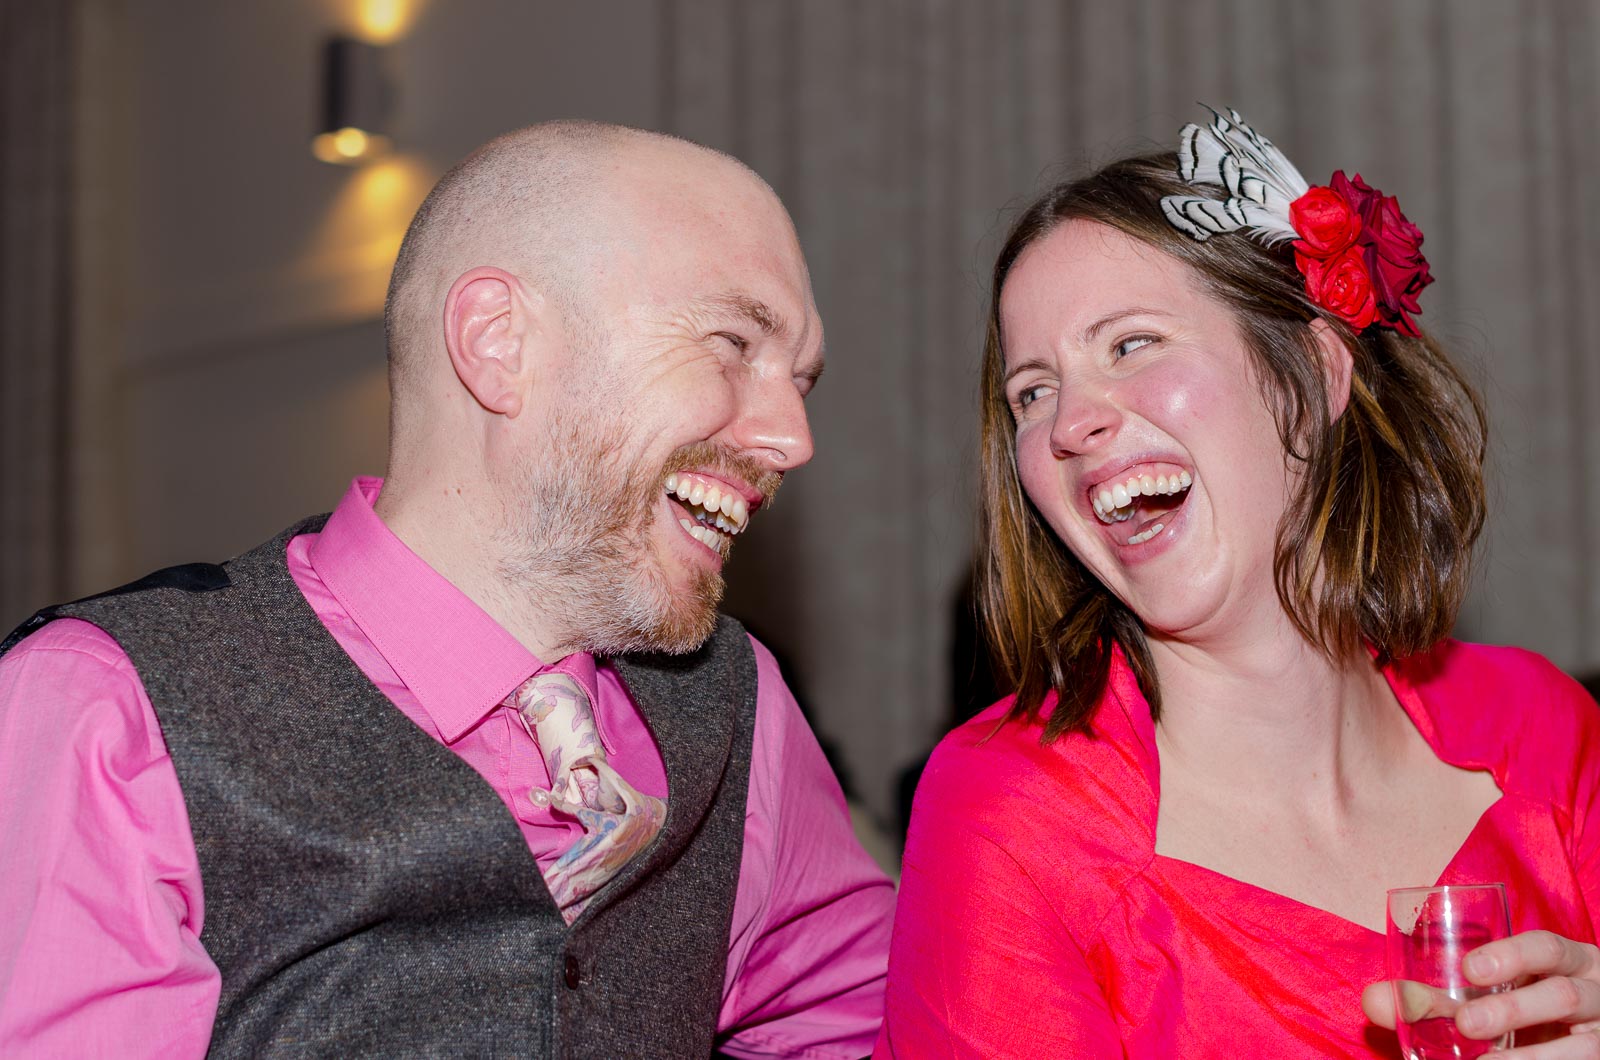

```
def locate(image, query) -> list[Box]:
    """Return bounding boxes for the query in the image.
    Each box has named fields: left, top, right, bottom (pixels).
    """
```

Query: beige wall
left=74, top=0, right=900, bottom=806
left=84, top=0, right=666, bottom=582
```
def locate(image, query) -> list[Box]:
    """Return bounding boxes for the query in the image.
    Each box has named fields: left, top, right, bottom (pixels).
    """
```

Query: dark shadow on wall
left=1580, top=672, right=1600, bottom=705
left=894, top=570, right=1005, bottom=843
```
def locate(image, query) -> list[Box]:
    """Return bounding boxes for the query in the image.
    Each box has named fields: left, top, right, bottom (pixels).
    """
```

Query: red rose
left=1357, top=182, right=1432, bottom=335
left=1330, top=171, right=1381, bottom=222
left=1315, top=170, right=1433, bottom=336
left=1371, top=193, right=1426, bottom=266
left=1290, top=186, right=1361, bottom=257
left=1366, top=245, right=1432, bottom=336
left=1296, top=245, right=1377, bottom=330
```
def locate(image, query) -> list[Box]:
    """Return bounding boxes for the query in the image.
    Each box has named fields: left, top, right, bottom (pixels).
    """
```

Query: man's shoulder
left=741, top=628, right=782, bottom=684
left=0, top=617, right=161, bottom=758
left=2, top=616, right=138, bottom=675
left=740, top=630, right=815, bottom=762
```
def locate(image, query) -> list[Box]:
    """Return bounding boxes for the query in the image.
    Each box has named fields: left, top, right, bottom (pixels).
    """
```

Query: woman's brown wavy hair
left=980, top=153, right=1487, bottom=743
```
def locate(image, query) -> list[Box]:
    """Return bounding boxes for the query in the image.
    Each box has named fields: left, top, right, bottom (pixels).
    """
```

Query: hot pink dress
left=878, top=641, right=1600, bottom=1058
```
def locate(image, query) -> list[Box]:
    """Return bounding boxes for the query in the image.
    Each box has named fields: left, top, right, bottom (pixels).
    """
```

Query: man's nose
left=1049, top=385, right=1122, bottom=458
left=729, top=374, right=814, bottom=471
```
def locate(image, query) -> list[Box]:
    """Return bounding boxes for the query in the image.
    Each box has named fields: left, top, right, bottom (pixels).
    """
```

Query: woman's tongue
left=1103, top=484, right=1191, bottom=545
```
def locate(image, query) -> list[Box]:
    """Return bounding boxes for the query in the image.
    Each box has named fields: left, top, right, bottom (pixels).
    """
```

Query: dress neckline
left=1128, top=649, right=1509, bottom=937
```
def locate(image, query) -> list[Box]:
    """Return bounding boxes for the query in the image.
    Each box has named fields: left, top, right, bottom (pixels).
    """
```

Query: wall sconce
left=312, top=36, right=393, bottom=165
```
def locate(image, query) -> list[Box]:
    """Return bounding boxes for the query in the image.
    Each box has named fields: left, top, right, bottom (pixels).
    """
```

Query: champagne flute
left=1386, top=883, right=1513, bottom=1059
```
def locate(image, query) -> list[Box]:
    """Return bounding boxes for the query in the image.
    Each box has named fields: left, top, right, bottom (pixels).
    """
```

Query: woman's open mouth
left=1088, top=465, right=1193, bottom=547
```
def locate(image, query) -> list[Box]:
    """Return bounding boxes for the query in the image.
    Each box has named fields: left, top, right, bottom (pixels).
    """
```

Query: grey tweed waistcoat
left=8, top=517, right=757, bottom=1059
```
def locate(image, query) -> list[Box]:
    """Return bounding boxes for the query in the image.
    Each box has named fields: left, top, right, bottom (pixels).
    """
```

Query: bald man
left=0, top=124, right=894, bottom=1058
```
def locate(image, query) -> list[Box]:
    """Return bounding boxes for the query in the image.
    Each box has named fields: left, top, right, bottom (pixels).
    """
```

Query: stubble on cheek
left=489, top=417, right=740, bottom=655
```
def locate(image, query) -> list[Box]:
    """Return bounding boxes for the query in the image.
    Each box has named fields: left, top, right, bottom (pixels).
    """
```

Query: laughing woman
left=878, top=110, right=1600, bottom=1058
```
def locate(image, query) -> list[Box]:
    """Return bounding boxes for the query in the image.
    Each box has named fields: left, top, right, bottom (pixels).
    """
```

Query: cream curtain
left=0, top=4, right=75, bottom=629
left=660, top=0, right=1600, bottom=821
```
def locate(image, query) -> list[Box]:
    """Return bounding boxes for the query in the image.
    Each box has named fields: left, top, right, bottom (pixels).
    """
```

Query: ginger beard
left=495, top=415, right=781, bottom=656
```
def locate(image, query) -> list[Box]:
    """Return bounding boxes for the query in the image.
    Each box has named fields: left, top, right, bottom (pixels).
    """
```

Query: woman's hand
left=1363, top=930, right=1600, bottom=1055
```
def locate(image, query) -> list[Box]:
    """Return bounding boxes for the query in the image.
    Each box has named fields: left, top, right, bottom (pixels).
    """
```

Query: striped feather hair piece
left=1160, top=106, right=1310, bottom=246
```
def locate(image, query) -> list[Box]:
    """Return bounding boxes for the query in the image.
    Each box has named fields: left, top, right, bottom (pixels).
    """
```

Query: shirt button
left=564, top=955, right=581, bottom=989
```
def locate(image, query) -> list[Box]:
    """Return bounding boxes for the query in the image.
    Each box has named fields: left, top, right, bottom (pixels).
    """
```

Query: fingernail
left=1457, top=1003, right=1485, bottom=1034
left=1465, top=953, right=1497, bottom=979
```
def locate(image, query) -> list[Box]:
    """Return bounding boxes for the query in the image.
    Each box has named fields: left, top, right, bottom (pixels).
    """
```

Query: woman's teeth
left=1126, top=522, right=1164, bottom=546
left=1092, top=470, right=1191, bottom=525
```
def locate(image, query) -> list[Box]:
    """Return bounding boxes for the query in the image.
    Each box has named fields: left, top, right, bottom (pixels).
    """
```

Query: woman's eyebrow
left=1081, top=306, right=1170, bottom=343
left=1002, top=357, right=1054, bottom=385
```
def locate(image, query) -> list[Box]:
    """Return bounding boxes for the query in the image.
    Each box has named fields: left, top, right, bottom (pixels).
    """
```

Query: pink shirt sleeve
left=0, top=619, right=218, bottom=1058
left=718, top=637, right=896, bottom=1059
left=876, top=737, right=1122, bottom=1059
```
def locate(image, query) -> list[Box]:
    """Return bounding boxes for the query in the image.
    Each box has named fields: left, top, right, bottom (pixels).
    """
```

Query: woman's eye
left=1015, top=384, right=1050, bottom=410
left=1113, top=335, right=1157, bottom=359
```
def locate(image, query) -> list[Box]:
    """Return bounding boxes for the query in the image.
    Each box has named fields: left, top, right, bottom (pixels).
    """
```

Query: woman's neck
left=1147, top=617, right=1403, bottom=809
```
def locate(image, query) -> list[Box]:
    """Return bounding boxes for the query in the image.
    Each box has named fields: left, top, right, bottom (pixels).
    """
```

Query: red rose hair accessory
left=1161, top=107, right=1433, bottom=335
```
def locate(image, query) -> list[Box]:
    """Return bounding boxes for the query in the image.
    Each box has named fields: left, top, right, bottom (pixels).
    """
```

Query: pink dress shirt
left=0, top=477, right=893, bottom=1058
left=879, top=641, right=1600, bottom=1058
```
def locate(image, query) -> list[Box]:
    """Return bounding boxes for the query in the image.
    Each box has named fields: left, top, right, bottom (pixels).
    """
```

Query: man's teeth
left=665, top=472, right=749, bottom=534
left=678, top=518, right=727, bottom=552
left=1091, top=470, right=1192, bottom=525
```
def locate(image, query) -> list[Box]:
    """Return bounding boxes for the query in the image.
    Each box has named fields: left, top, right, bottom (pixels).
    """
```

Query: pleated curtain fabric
left=657, top=0, right=1600, bottom=821
left=0, top=3, right=74, bottom=631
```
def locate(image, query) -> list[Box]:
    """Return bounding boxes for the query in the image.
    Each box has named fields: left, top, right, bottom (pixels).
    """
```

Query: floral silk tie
left=506, top=670, right=667, bottom=924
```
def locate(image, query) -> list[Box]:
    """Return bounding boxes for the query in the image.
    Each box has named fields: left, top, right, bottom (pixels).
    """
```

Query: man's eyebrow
left=796, top=358, right=825, bottom=387
left=695, top=293, right=786, bottom=337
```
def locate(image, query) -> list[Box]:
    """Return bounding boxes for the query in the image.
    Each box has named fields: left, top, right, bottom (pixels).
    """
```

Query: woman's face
left=999, top=220, right=1296, bottom=642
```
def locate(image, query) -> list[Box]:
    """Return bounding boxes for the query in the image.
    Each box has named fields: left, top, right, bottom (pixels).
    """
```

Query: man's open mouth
left=1088, top=465, right=1194, bottom=547
left=665, top=471, right=750, bottom=555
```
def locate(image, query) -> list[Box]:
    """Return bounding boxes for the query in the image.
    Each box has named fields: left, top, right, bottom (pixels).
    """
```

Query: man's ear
left=443, top=266, right=536, bottom=417
left=1309, top=317, right=1355, bottom=424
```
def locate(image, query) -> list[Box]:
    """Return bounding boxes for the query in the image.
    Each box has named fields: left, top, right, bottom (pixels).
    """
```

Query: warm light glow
left=312, top=126, right=392, bottom=166
left=354, top=158, right=410, bottom=209
left=301, top=154, right=436, bottom=320
left=334, top=126, right=369, bottom=157
left=354, top=0, right=417, bottom=43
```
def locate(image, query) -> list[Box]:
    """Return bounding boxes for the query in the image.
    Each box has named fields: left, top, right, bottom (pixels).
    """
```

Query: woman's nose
left=1049, top=387, right=1122, bottom=457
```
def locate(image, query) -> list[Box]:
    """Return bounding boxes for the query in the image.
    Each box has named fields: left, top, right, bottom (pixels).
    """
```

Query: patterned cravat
left=506, top=670, right=667, bottom=923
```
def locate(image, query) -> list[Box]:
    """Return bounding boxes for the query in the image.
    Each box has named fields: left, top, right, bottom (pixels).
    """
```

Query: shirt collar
left=307, top=476, right=603, bottom=743
left=1106, top=643, right=1160, bottom=789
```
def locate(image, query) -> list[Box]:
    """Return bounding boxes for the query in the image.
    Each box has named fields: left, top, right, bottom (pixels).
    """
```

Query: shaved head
left=383, top=121, right=766, bottom=422
left=373, top=119, right=820, bottom=659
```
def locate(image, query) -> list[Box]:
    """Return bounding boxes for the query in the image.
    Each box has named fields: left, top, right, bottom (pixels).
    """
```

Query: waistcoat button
left=564, top=954, right=581, bottom=989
